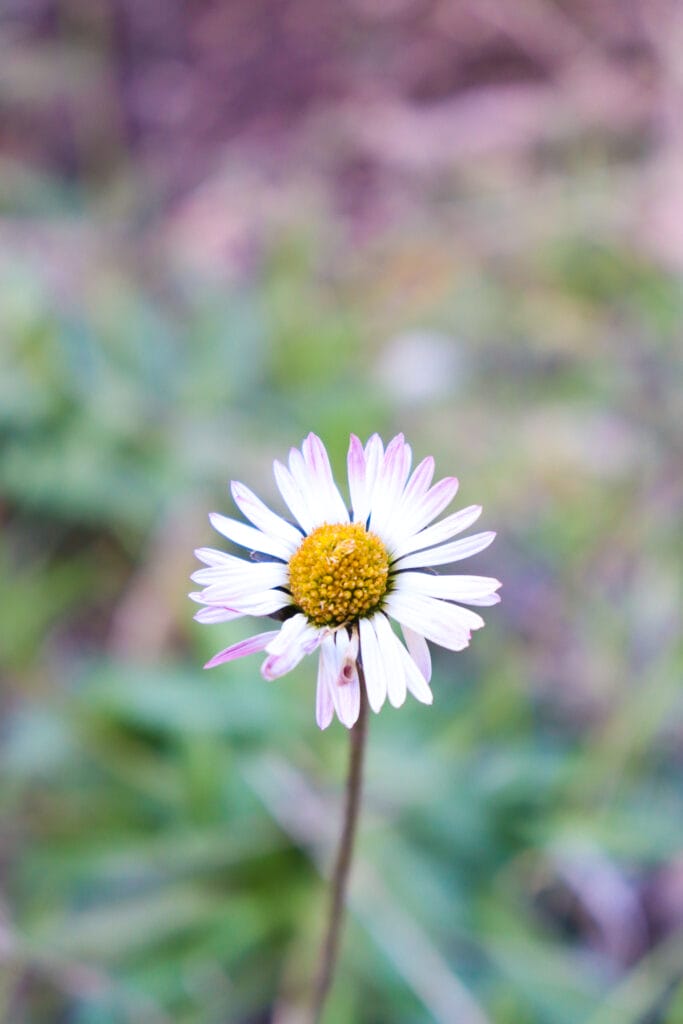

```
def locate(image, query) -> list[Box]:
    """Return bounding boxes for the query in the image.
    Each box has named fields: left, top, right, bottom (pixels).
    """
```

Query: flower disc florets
left=288, top=522, right=390, bottom=627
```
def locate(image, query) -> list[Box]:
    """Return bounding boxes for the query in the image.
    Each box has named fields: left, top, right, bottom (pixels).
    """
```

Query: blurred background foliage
left=1, top=1, right=682, bottom=1022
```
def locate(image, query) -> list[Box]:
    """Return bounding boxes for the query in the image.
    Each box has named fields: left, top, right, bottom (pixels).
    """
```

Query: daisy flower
left=191, top=433, right=500, bottom=729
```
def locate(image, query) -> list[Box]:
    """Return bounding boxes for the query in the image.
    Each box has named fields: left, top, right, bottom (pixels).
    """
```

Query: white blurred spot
left=376, top=330, right=466, bottom=404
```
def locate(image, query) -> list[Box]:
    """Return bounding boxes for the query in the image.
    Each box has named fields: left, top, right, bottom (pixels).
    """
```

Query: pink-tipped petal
left=204, top=630, right=278, bottom=669
left=400, top=476, right=460, bottom=536
left=363, top=434, right=384, bottom=501
left=347, top=434, right=369, bottom=523
left=398, top=456, right=435, bottom=507
left=400, top=624, right=432, bottom=682
left=396, top=531, right=496, bottom=570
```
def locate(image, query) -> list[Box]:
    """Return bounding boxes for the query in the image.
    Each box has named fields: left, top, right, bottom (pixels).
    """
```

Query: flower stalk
left=310, top=679, right=369, bottom=1023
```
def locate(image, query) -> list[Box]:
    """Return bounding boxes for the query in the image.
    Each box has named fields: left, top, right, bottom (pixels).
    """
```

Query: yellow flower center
left=288, top=522, right=390, bottom=627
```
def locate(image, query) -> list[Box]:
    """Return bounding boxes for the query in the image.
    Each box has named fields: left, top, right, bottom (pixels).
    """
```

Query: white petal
left=273, top=460, right=316, bottom=534
left=264, top=613, right=314, bottom=656
left=315, top=649, right=335, bottom=730
left=391, top=505, right=483, bottom=559
left=384, top=592, right=473, bottom=652
left=334, top=625, right=359, bottom=669
left=395, top=638, right=433, bottom=704
left=235, top=590, right=293, bottom=616
left=261, top=615, right=322, bottom=680
left=204, top=630, right=279, bottom=669
left=395, top=572, right=500, bottom=609
left=373, top=613, right=407, bottom=708
left=334, top=668, right=361, bottom=728
left=335, top=673, right=360, bottom=728
left=318, top=634, right=339, bottom=709
left=332, top=629, right=361, bottom=728
left=194, top=546, right=240, bottom=567
left=230, top=481, right=302, bottom=549
left=209, top=512, right=293, bottom=561
left=196, top=567, right=290, bottom=604
left=400, top=624, right=431, bottom=682
left=260, top=647, right=304, bottom=680
left=191, top=566, right=233, bottom=585
left=191, top=561, right=288, bottom=590
left=462, top=592, right=502, bottom=607
left=302, top=433, right=349, bottom=523
left=396, top=531, right=496, bottom=570
left=200, top=589, right=291, bottom=617
left=193, top=606, right=245, bottom=624
left=358, top=616, right=388, bottom=713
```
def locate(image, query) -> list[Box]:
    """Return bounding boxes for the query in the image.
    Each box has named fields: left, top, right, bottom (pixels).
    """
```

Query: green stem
left=310, top=679, right=368, bottom=1023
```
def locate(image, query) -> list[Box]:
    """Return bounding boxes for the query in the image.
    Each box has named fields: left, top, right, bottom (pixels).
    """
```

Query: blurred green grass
left=2, top=198, right=681, bottom=1022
